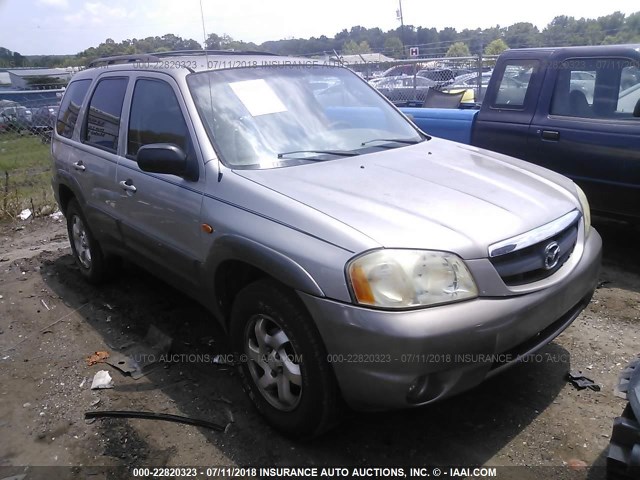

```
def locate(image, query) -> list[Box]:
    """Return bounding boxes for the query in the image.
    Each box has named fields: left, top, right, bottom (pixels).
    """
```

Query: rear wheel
left=230, top=279, right=340, bottom=438
left=66, top=199, right=114, bottom=283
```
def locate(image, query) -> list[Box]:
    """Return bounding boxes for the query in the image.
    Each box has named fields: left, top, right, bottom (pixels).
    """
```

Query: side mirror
left=137, top=143, right=197, bottom=181
left=634, top=98, right=640, bottom=118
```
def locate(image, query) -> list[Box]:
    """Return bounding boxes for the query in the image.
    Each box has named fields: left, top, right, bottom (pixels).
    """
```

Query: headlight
left=575, top=185, right=591, bottom=236
left=347, top=249, right=478, bottom=309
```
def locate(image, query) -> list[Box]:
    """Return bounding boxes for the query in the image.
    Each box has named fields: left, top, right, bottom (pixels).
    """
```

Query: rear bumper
left=299, top=229, right=602, bottom=410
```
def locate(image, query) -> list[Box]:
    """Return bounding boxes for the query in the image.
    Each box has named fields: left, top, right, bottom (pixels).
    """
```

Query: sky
left=0, top=0, right=638, bottom=55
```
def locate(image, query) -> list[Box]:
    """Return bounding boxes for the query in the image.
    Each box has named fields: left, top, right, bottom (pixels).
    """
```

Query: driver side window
left=127, top=79, right=192, bottom=157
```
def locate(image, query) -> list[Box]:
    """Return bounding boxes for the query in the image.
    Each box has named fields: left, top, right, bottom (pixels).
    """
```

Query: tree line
left=1, top=10, right=639, bottom=69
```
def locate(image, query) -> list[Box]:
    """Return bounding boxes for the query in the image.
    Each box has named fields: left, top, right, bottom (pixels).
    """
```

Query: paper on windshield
left=229, top=79, right=287, bottom=116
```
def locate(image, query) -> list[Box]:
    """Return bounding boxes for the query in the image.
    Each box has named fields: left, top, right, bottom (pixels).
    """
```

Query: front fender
left=205, top=234, right=325, bottom=298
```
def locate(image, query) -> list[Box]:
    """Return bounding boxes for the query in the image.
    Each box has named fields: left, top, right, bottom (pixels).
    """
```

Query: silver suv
left=51, top=51, right=602, bottom=438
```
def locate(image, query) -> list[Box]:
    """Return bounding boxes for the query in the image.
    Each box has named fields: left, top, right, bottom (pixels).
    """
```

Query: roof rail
left=154, top=49, right=278, bottom=57
left=88, top=49, right=278, bottom=68
left=88, top=54, right=161, bottom=68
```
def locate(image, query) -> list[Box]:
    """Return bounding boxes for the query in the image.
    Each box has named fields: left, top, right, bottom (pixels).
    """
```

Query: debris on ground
left=212, top=354, right=233, bottom=365
left=86, top=351, right=110, bottom=366
left=104, top=351, right=142, bottom=379
left=49, top=211, right=64, bottom=221
left=90, top=370, right=114, bottom=390
left=17, top=209, right=32, bottom=221
left=114, top=325, right=173, bottom=375
left=566, top=458, right=588, bottom=470
left=84, top=410, right=227, bottom=432
left=566, top=371, right=601, bottom=391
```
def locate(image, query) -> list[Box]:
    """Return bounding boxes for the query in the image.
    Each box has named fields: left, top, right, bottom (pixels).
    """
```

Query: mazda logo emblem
left=543, top=241, right=560, bottom=270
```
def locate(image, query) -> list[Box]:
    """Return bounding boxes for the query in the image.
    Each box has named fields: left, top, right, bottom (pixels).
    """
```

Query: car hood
left=235, top=138, right=580, bottom=259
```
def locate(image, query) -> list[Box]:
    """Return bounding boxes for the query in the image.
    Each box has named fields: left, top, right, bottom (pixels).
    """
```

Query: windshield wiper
left=360, top=138, right=423, bottom=147
left=277, top=149, right=359, bottom=159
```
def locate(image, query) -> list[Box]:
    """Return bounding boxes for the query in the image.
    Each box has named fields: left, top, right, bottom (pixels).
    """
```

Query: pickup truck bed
left=402, top=108, right=478, bottom=145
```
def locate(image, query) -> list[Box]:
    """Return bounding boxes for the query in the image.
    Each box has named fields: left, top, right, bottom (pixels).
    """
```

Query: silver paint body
left=51, top=55, right=601, bottom=409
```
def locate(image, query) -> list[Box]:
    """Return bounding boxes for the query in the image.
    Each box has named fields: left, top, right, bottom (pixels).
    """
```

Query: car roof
left=503, top=44, right=640, bottom=59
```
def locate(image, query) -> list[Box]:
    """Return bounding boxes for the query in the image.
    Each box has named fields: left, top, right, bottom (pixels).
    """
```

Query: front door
left=114, top=75, right=206, bottom=288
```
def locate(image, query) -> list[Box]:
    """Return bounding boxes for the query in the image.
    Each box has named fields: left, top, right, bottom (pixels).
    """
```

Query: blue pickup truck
left=400, top=45, right=640, bottom=222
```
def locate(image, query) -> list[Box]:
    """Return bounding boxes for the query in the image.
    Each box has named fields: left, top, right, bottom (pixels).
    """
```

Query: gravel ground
left=0, top=215, right=638, bottom=479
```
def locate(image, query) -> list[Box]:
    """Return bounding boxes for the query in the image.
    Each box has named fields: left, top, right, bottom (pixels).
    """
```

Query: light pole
left=397, top=0, right=405, bottom=57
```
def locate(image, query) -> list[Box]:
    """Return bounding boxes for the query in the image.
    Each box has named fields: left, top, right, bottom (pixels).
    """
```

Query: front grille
left=490, top=215, right=580, bottom=286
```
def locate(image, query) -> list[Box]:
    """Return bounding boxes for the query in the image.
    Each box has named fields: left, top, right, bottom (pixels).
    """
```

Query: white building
left=7, top=68, right=71, bottom=90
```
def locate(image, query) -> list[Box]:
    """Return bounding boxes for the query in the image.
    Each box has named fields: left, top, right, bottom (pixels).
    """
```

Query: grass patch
left=0, top=131, right=56, bottom=218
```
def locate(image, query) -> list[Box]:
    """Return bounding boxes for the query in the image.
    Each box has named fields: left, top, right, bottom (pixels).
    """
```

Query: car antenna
left=332, top=49, right=344, bottom=66
left=199, top=0, right=223, bottom=182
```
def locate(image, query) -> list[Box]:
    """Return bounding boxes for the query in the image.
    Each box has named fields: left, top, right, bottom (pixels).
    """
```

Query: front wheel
left=230, top=279, right=340, bottom=438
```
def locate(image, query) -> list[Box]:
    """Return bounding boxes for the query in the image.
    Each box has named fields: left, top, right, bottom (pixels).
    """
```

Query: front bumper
left=298, top=229, right=602, bottom=410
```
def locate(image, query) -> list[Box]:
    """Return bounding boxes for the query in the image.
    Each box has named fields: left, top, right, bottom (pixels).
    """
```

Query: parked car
left=416, top=68, right=456, bottom=87
left=0, top=105, right=21, bottom=132
left=400, top=44, right=640, bottom=222
left=451, top=71, right=493, bottom=87
left=618, top=81, right=640, bottom=114
left=372, top=75, right=437, bottom=106
left=32, top=105, right=59, bottom=132
left=441, top=71, right=494, bottom=102
left=52, top=51, right=601, bottom=438
left=569, top=70, right=596, bottom=103
left=379, top=63, right=421, bottom=78
left=0, top=106, right=31, bottom=133
left=9, top=106, right=33, bottom=133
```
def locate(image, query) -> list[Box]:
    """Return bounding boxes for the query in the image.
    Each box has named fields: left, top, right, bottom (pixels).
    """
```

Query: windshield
left=188, top=65, right=424, bottom=169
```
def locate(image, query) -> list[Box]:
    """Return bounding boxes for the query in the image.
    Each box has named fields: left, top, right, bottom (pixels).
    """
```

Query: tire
left=230, top=279, right=340, bottom=438
left=65, top=199, right=114, bottom=284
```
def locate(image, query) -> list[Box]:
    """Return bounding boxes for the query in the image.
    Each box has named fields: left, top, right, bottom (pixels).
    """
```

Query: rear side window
left=551, top=58, right=640, bottom=119
left=493, top=61, right=538, bottom=109
left=127, top=79, right=190, bottom=156
left=56, top=79, right=91, bottom=138
left=83, top=77, right=128, bottom=152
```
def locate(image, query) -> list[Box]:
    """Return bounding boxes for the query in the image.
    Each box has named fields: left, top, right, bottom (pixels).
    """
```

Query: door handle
left=541, top=130, right=560, bottom=141
left=73, top=161, right=86, bottom=171
left=119, top=180, right=137, bottom=193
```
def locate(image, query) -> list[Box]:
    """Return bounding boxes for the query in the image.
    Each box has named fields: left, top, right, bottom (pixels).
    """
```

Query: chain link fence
left=0, top=90, right=63, bottom=219
left=338, top=55, right=499, bottom=108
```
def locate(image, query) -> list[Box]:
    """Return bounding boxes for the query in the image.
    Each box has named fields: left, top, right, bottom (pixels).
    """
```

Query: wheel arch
left=54, top=172, right=86, bottom=215
left=208, top=234, right=325, bottom=325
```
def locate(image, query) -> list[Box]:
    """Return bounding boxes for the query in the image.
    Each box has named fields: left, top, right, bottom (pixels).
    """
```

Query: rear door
left=472, top=58, right=543, bottom=159
left=528, top=57, right=640, bottom=218
left=69, top=75, right=128, bottom=248
left=114, top=73, right=205, bottom=288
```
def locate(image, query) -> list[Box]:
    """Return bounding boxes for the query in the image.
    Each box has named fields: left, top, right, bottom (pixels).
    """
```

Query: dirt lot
left=0, top=214, right=638, bottom=479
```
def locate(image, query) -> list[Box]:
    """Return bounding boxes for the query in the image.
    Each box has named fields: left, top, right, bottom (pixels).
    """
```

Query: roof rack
left=88, top=54, right=160, bottom=68
left=155, top=50, right=278, bottom=57
left=88, top=49, right=278, bottom=68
